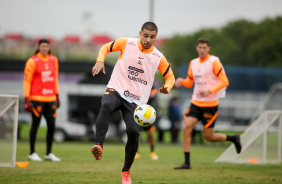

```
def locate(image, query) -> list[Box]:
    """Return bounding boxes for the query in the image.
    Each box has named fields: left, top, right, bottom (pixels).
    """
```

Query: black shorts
left=102, top=88, right=139, bottom=130
left=185, top=103, right=218, bottom=128
left=30, top=101, right=57, bottom=118
left=103, top=88, right=138, bottom=113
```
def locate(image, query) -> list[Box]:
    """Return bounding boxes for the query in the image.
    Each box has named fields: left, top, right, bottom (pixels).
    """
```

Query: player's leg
left=29, top=113, right=41, bottom=154
left=202, top=106, right=241, bottom=153
left=203, top=127, right=226, bottom=142
left=95, top=89, right=121, bottom=146
left=203, top=127, right=241, bottom=153
left=148, top=126, right=158, bottom=160
left=43, top=101, right=60, bottom=161
left=28, top=101, right=43, bottom=161
left=170, top=121, right=175, bottom=143
left=134, top=129, right=141, bottom=160
left=175, top=104, right=200, bottom=169
left=202, top=105, right=222, bottom=141
left=171, top=121, right=180, bottom=144
left=174, top=116, right=198, bottom=169
left=92, top=88, right=122, bottom=160
left=182, top=117, right=198, bottom=152
left=120, top=99, right=139, bottom=183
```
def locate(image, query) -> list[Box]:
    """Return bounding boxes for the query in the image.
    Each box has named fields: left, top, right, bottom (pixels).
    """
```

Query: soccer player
left=91, top=22, right=175, bottom=183
left=23, top=38, right=61, bottom=162
left=174, top=38, right=241, bottom=169
left=135, top=87, right=159, bottom=161
left=168, top=96, right=181, bottom=144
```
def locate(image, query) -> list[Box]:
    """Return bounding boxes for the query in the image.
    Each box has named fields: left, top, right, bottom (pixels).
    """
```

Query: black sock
left=226, top=135, right=236, bottom=142
left=96, top=141, right=104, bottom=148
left=184, top=152, right=190, bottom=165
left=150, top=146, right=154, bottom=152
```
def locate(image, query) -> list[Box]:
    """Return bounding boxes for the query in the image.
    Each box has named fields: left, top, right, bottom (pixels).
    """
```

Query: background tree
left=162, top=16, right=282, bottom=76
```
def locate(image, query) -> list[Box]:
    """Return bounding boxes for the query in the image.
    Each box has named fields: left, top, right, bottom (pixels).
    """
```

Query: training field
left=0, top=127, right=281, bottom=184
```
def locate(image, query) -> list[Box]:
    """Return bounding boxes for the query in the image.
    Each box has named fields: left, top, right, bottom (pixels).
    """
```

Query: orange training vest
left=30, top=55, right=56, bottom=96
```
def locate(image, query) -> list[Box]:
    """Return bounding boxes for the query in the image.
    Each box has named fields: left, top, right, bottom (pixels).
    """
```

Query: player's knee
left=183, top=125, right=193, bottom=133
left=101, top=101, right=114, bottom=112
left=127, top=130, right=140, bottom=142
left=203, top=134, right=213, bottom=141
left=128, top=128, right=139, bottom=136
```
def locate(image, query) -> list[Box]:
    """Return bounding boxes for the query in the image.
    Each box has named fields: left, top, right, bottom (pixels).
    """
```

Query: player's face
left=196, top=43, right=210, bottom=58
left=139, top=29, right=157, bottom=49
left=38, top=43, right=50, bottom=56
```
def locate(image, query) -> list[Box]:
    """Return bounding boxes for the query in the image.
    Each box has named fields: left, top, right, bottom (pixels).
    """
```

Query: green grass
left=1, top=125, right=281, bottom=184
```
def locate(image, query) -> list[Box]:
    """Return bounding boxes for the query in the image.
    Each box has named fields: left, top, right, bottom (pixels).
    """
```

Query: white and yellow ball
left=134, top=104, right=156, bottom=127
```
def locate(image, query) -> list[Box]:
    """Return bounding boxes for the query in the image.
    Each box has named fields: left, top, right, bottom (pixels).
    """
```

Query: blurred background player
left=23, top=38, right=61, bottom=162
left=91, top=22, right=175, bottom=183
left=174, top=38, right=241, bottom=169
left=135, top=86, right=158, bottom=160
left=168, top=96, right=181, bottom=144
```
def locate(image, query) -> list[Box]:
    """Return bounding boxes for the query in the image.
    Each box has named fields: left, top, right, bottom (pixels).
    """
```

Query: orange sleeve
left=23, top=58, right=36, bottom=98
left=181, top=60, right=194, bottom=88
left=150, top=88, right=158, bottom=97
left=157, top=56, right=175, bottom=91
left=209, top=60, right=229, bottom=94
left=96, top=37, right=128, bottom=62
left=54, top=56, right=59, bottom=94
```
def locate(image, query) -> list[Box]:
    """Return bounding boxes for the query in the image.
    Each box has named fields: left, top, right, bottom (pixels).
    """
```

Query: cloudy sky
left=0, top=0, right=281, bottom=40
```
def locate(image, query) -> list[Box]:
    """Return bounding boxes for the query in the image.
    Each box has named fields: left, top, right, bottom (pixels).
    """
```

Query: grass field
left=0, top=125, right=281, bottom=184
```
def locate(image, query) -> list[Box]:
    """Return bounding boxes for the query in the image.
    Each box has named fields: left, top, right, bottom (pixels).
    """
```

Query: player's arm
left=23, top=58, right=35, bottom=98
left=175, top=61, right=194, bottom=88
left=209, top=60, right=229, bottom=94
left=54, top=57, right=60, bottom=108
left=96, top=37, right=128, bottom=62
left=92, top=37, right=128, bottom=76
left=23, top=58, right=35, bottom=112
left=54, top=57, right=59, bottom=95
left=157, top=56, right=175, bottom=94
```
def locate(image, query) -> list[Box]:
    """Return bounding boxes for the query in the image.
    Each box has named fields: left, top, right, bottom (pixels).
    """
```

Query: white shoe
left=44, top=153, right=61, bottom=161
left=28, top=152, right=42, bottom=161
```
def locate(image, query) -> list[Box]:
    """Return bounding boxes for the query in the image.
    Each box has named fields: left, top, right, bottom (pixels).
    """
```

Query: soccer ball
left=134, top=104, right=156, bottom=127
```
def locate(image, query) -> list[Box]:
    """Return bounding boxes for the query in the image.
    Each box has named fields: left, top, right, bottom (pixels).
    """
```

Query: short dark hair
left=35, top=38, right=51, bottom=54
left=141, top=22, right=158, bottom=33
left=38, top=38, right=50, bottom=46
left=197, top=38, right=210, bottom=46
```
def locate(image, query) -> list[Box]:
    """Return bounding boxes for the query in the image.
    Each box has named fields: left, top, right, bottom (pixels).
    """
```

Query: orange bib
left=30, top=55, right=56, bottom=96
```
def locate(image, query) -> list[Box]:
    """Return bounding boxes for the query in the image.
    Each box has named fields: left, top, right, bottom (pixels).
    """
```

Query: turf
left=0, top=126, right=281, bottom=184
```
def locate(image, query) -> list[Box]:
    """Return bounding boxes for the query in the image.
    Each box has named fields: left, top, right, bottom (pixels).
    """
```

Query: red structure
left=2, top=33, right=23, bottom=41
left=63, top=35, right=80, bottom=43
left=91, top=34, right=112, bottom=45
left=33, top=37, right=55, bottom=44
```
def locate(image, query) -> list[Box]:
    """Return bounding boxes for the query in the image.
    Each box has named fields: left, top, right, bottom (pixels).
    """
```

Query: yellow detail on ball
left=143, top=108, right=152, bottom=119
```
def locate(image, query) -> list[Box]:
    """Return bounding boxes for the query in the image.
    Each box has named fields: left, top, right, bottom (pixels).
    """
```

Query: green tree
left=247, top=17, right=282, bottom=67
left=162, top=16, right=282, bottom=72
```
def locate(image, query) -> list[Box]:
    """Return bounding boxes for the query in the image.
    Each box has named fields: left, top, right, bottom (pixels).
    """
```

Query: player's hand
left=24, top=98, right=31, bottom=112
left=159, top=85, right=170, bottom=95
left=175, top=78, right=183, bottom=88
left=92, top=61, right=105, bottom=76
left=198, top=90, right=211, bottom=97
